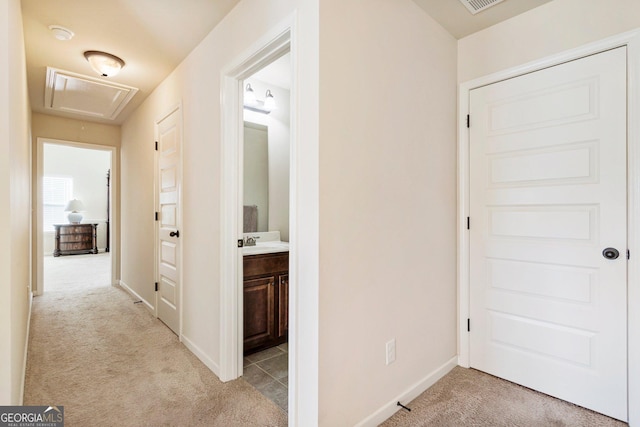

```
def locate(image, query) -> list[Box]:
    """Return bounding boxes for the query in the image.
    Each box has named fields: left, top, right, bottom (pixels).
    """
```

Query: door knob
left=602, top=247, right=619, bottom=260
left=170, top=230, right=180, bottom=238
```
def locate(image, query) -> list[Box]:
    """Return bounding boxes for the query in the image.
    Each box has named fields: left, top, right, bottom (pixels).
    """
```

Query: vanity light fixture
left=48, top=25, right=74, bottom=41
left=84, top=51, right=125, bottom=77
left=244, top=83, right=258, bottom=106
left=243, top=84, right=277, bottom=114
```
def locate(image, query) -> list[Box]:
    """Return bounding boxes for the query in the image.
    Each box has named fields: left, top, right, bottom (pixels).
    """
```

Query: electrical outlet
left=386, top=339, right=396, bottom=365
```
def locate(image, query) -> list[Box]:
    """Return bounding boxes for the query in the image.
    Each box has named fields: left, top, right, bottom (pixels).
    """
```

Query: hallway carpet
left=24, top=255, right=286, bottom=427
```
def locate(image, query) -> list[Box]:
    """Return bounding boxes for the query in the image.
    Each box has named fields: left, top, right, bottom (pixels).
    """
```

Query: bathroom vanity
left=243, top=251, right=288, bottom=355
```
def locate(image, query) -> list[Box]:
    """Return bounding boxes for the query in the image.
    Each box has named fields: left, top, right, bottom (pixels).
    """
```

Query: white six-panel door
left=156, top=107, right=182, bottom=335
left=469, top=47, right=627, bottom=421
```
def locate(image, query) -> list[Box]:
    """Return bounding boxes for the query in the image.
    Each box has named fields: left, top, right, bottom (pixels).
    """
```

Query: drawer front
left=58, top=225, right=93, bottom=235
left=243, top=253, right=288, bottom=277
left=60, top=242, right=92, bottom=251
left=60, top=234, right=92, bottom=243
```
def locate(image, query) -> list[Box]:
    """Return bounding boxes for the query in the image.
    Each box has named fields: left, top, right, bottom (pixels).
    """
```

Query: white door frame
left=220, top=15, right=311, bottom=424
left=35, top=137, right=118, bottom=295
left=458, top=29, right=640, bottom=425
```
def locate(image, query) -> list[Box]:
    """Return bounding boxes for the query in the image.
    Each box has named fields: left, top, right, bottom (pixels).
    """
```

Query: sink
left=242, top=231, right=288, bottom=255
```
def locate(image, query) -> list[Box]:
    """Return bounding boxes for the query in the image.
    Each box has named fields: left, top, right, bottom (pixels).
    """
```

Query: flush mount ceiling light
left=83, top=51, right=125, bottom=77
left=243, top=84, right=277, bottom=114
left=48, top=25, right=74, bottom=41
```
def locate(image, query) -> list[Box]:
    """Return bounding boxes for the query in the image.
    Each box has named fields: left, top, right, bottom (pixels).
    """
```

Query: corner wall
left=318, top=0, right=458, bottom=424
left=0, top=0, right=32, bottom=405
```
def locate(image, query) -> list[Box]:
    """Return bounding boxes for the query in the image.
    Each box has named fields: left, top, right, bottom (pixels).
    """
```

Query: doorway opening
left=35, top=138, right=117, bottom=295
left=240, top=52, right=291, bottom=411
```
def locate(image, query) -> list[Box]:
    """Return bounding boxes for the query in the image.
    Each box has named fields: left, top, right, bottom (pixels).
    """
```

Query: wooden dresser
left=53, top=224, right=98, bottom=256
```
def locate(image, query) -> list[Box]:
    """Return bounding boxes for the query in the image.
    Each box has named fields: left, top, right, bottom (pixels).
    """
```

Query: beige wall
left=0, top=0, right=32, bottom=405
left=318, top=0, right=457, bottom=424
left=458, top=0, right=640, bottom=82
left=121, top=0, right=456, bottom=423
left=121, top=5, right=319, bottom=423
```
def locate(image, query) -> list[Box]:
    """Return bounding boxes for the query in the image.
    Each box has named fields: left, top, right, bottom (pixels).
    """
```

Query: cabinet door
left=243, top=276, right=276, bottom=351
left=277, top=274, right=289, bottom=339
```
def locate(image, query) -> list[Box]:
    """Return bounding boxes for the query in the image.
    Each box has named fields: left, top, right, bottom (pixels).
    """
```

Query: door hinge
left=467, top=217, right=470, bottom=230
left=467, top=318, right=470, bottom=332
left=155, top=212, right=158, bottom=221
left=466, top=114, right=470, bottom=128
left=628, top=249, right=631, bottom=260
left=237, top=239, right=244, bottom=248
left=155, top=282, right=158, bottom=292
left=155, top=141, right=158, bottom=151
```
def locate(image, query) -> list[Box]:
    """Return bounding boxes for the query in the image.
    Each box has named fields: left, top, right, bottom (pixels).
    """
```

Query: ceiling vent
left=458, top=0, right=505, bottom=15
left=44, top=67, right=138, bottom=120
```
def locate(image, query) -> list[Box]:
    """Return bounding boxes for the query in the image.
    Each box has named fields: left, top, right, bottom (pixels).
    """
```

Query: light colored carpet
left=381, top=366, right=628, bottom=427
left=25, top=254, right=287, bottom=427
left=32, top=255, right=628, bottom=426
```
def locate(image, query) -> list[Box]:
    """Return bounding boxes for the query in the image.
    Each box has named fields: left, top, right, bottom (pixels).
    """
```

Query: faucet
left=244, top=236, right=260, bottom=246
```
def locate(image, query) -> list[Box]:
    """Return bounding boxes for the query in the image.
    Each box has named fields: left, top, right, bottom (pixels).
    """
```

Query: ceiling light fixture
left=48, top=25, right=74, bottom=41
left=243, top=84, right=277, bottom=114
left=83, top=51, right=125, bottom=77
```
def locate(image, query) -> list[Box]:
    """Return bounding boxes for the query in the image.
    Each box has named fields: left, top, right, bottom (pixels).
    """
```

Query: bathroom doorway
left=240, top=52, right=292, bottom=411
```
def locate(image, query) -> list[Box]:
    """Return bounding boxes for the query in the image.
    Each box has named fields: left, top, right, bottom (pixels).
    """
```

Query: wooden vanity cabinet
left=243, top=252, right=288, bottom=355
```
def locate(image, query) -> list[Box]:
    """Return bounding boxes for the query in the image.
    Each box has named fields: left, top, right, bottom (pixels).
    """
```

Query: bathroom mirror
left=243, top=122, right=269, bottom=232
left=242, top=73, right=291, bottom=242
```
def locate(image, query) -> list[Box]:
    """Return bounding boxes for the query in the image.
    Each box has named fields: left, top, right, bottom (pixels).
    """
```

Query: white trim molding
left=219, top=26, right=292, bottom=383
left=458, top=28, right=640, bottom=425
left=354, top=357, right=457, bottom=427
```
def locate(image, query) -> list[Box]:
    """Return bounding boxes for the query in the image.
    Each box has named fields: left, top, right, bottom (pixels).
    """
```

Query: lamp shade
left=64, top=199, right=85, bottom=224
left=84, top=51, right=125, bottom=77
left=64, top=199, right=85, bottom=212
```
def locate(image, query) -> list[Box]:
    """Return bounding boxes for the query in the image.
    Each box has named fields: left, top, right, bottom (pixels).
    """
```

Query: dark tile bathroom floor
left=243, top=343, right=289, bottom=411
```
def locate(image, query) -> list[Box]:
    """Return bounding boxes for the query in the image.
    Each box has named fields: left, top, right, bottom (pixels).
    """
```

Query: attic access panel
left=459, top=0, right=505, bottom=14
left=45, top=67, right=139, bottom=120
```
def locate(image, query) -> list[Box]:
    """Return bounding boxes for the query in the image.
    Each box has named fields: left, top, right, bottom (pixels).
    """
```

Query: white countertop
left=242, top=231, right=289, bottom=256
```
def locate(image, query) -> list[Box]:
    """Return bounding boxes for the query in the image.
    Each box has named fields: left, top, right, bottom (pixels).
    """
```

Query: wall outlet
left=386, top=339, right=396, bottom=365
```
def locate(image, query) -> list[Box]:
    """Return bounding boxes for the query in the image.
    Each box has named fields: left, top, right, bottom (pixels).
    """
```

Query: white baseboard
left=181, top=334, right=220, bottom=378
left=355, top=356, right=458, bottom=427
left=20, top=292, right=33, bottom=405
left=118, top=280, right=154, bottom=313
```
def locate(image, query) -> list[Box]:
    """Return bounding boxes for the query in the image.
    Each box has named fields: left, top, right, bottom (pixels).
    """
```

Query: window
left=43, top=176, right=73, bottom=232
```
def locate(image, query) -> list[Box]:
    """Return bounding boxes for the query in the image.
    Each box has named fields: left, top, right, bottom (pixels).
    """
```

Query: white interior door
left=469, top=47, right=627, bottom=421
left=156, top=107, right=182, bottom=335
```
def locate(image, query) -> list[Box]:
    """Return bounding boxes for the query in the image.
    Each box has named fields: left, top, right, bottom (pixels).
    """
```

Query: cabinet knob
left=169, top=230, right=180, bottom=238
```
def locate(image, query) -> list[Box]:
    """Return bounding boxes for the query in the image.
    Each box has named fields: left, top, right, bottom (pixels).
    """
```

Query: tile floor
left=243, top=343, right=288, bottom=411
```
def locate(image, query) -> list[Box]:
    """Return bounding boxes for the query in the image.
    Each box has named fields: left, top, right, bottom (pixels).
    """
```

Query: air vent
left=44, top=67, right=138, bottom=120
left=458, top=0, right=505, bottom=15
